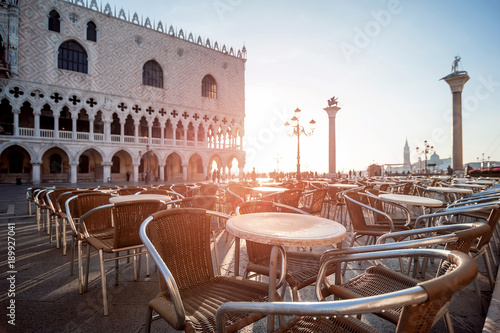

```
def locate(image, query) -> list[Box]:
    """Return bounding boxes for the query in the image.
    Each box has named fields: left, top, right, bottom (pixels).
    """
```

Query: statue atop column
left=327, top=96, right=338, bottom=107
left=451, top=56, right=461, bottom=73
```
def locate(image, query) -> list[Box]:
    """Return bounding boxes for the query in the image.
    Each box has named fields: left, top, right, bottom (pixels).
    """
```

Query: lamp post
left=416, top=140, right=433, bottom=175
left=284, top=108, right=316, bottom=181
left=139, top=145, right=153, bottom=184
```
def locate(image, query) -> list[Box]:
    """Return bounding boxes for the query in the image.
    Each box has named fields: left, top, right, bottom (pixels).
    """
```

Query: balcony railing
left=13, top=127, right=240, bottom=150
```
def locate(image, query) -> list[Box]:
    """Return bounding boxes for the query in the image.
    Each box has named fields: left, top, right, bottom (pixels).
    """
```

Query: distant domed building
left=412, top=151, right=451, bottom=173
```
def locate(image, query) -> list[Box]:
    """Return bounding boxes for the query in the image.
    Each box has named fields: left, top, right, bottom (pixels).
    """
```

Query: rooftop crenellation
left=61, top=0, right=247, bottom=60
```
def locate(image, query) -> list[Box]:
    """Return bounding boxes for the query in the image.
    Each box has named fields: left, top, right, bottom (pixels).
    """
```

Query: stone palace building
left=0, top=0, right=246, bottom=184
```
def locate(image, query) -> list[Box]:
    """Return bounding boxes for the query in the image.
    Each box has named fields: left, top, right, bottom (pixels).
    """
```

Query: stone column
left=102, top=161, right=112, bottom=183
left=89, top=117, right=94, bottom=141
left=13, top=109, right=19, bottom=136
left=441, top=72, right=470, bottom=174
left=323, top=105, right=341, bottom=176
left=31, top=160, right=42, bottom=184
left=133, top=162, right=140, bottom=183
left=71, top=116, right=77, bottom=140
left=69, top=162, right=78, bottom=184
left=182, top=163, right=187, bottom=181
left=54, top=116, right=59, bottom=139
left=34, top=110, right=40, bottom=137
left=158, top=163, right=165, bottom=181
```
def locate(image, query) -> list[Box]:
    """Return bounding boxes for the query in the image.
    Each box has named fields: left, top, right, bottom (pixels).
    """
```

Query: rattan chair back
left=216, top=249, right=477, bottom=333
left=279, top=189, right=302, bottom=207
left=200, top=183, right=219, bottom=195
left=179, top=195, right=217, bottom=210
left=116, top=187, right=144, bottom=195
left=74, top=192, right=113, bottom=235
left=301, top=188, right=328, bottom=215
left=140, top=208, right=274, bottom=332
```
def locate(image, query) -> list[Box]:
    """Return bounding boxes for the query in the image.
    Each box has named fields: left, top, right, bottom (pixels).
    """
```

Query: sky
left=104, top=0, right=500, bottom=174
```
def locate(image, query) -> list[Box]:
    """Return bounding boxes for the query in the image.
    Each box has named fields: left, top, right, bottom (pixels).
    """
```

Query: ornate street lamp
left=284, top=108, right=316, bottom=181
left=416, top=140, right=433, bottom=174
left=139, top=145, right=153, bottom=184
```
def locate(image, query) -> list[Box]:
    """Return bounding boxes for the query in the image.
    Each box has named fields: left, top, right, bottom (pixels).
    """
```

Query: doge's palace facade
left=0, top=0, right=246, bottom=184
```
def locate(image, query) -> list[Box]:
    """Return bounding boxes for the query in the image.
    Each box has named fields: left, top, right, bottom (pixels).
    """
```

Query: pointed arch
left=58, top=40, right=88, bottom=73
left=202, top=75, right=217, bottom=99
left=48, top=10, right=61, bottom=32
left=142, top=60, right=163, bottom=88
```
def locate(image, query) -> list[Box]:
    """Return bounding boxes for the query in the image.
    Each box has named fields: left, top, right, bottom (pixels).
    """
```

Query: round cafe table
left=251, top=186, right=288, bottom=194
left=328, top=183, right=359, bottom=189
left=109, top=194, right=172, bottom=203
left=426, top=187, right=473, bottom=195
left=379, top=193, right=444, bottom=217
left=379, top=193, right=444, bottom=208
left=226, top=212, right=346, bottom=331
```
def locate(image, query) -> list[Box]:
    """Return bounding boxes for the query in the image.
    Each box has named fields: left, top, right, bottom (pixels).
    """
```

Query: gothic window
left=94, top=111, right=103, bottom=133
left=40, top=104, right=54, bottom=130
left=139, top=116, right=148, bottom=137
left=77, top=109, right=89, bottom=132
left=202, top=75, right=217, bottom=99
left=111, top=113, right=120, bottom=135
left=19, top=102, right=34, bottom=128
left=48, top=10, right=61, bottom=33
left=50, top=154, right=62, bottom=173
left=0, top=98, right=13, bottom=135
left=86, top=21, right=97, bottom=42
left=152, top=118, right=161, bottom=138
left=111, top=156, right=120, bottom=173
left=124, top=115, right=134, bottom=136
left=58, top=40, right=88, bottom=74
left=142, top=60, right=163, bottom=88
left=59, top=107, right=72, bottom=131
left=78, top=155, right=89, bottom=173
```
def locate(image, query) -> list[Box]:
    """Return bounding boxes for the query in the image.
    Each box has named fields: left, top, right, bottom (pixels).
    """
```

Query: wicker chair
left=34, top=188, right=50, bottom=232
left=170, top=184, right=189, bottom=196
left=299, top=188, right=328, bottom=216
left=235, top=200, right=334, bottom=301
left=363, top=189, right=413, bottom=227
left=81, top=199, right=167, bottom=315
left=325, top=222, right=490, bottom=329
left=277, top=189, right=302, bottom=208
left=45, top=188, right=71, bottom=245
left=115, top=186, right=146, bottom=195
left=65, top=192, right=114, bottom=293
left=26, top=186, right=44, bottom=216
left=216, top=248, right=478, bottom=333
left=178, top=195, right=218, bottom=210
left=55, top=190, right=78, bottom=255
left=200, top=183, right=219, bottom=195
left=140, top=208, right=278, bottom=332
left=218, top=185, right=248, bottom=214
left=344, top=192, right=410, bottom=249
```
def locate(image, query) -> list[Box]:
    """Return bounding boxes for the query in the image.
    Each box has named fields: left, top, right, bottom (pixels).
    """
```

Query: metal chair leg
left=99, top=250, right=109, bottom=316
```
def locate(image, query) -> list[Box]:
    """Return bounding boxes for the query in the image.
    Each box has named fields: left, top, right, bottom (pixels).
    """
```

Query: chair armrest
left=216, top=286, right=427, bottom=333
left=140, top=216, right=187, bottom=329
left=414, top=202, right=499, bottom=228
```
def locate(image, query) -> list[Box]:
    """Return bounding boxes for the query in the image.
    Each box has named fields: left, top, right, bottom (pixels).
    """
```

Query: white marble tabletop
left=379, top=193, right=444, bottom=207
left=426, top=186, right=473, bottom=194
left=328, top=183, right=359, bottom=189
left=250, top=186, right=289, bottom=194
left=226, top=212, right=346, bottom=247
